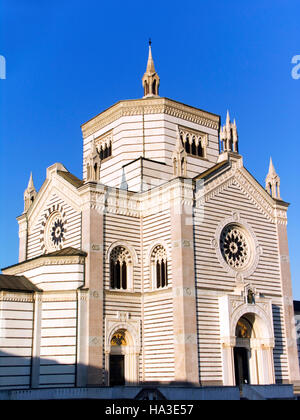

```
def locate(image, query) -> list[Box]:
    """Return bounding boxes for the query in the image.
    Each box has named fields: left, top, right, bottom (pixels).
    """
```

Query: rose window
left=51, top=219, right=65, bottom=246
left=220, top=225, right=250, bottom=270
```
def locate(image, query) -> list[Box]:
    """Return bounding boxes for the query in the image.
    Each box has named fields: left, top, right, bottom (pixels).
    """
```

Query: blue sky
left=0, top=1, right=299, bottom=298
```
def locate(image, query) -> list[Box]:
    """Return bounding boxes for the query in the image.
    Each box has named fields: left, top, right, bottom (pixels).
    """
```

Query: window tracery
left=179, top=128, right=207, bottom=159
left=151, top=245, right=168, bottom=289
left=220, top=225, right=250, bottom=270
left=110, top=246, right=131, bottom=290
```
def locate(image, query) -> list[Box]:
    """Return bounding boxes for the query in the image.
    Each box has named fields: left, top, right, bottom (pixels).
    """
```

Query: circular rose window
left=220, top=224, right=251, bottom=271
left=45, top=211, right=66, bottom=251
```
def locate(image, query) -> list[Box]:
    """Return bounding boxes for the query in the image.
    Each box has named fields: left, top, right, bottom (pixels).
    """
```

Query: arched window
left=152, top=79, right=156, bottom=95
left=185, top=135, right=191, bottom=154
left=151, top=245, right=168, bottom=289
left=191, top=137, right=197, bottom=155
left=197, top=141, right=203, bottom=157
left=110, top=246, right=130, bottom=290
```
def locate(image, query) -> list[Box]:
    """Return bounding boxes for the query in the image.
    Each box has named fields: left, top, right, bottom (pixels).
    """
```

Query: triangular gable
left=27, top=163, right=82, bottom=230
left=196, top=158, right=288, bottom=222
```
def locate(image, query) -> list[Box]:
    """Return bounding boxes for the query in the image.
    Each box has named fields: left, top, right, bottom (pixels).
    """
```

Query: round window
left=220, top=224, right=251, bottom=271
left=45, top=211, right=66, bottom=251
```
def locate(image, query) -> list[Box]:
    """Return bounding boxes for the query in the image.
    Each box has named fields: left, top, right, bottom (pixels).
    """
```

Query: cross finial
left=149, top=38, right=152, bottom=47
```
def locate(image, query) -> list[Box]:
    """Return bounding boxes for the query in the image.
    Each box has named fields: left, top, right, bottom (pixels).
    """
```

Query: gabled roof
left=194, top=157, right=289, bottom=209
left=193, top=161, right=229, bottom=181
left=0, top=275, right=41, bottom=292
left=57, top=170, right=84, bottom=188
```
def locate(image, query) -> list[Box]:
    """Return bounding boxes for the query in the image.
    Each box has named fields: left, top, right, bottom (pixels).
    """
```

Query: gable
left=194, top=165, right=282, bottom=295
left=26, top=170, right=82, bottom=260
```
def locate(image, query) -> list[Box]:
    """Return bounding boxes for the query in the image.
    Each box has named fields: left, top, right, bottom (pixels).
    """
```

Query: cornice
left=0, top=290, right=34, bottom=302
left=81, top=97, right=220, bottom=138
left=197, top=163, right=287, bottom=224
left=2, top=255, right=85, bottom=276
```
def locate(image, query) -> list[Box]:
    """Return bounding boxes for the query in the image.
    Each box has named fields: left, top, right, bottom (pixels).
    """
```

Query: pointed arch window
left=180, top=128, right=207, bottom=159
left=109, top=245, right=135, bottom=291
left=110, top=246, right=132, bottom=290
left=151, top=245, right=168, bottom=289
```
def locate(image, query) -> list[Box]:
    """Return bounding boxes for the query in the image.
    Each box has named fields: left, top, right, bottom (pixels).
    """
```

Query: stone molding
left=2, top=255, right=85, bottom=276
left=81, top=98, right=220, bottom=139
left=0, top=290, right=35, bottom=302
left=104, top=316, right=141, bottom=355
left=197, top=164, right=288, bottom=224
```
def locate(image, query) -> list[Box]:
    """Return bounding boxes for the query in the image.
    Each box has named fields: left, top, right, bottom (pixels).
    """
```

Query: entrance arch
left=231, top=311, right=275, bottom=386
left=234, top=317, right=252, bottom=386
left=105, top=317, right=141, bottom=386
left=219, top=294, right=276, bottom=386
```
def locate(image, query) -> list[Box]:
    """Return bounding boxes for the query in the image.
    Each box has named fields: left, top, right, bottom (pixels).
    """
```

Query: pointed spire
left=226, top=110, right=231, bottom=126
left=24, top=172, right=37, bottom=212
left=268, top=157, right=276, bottom=176
left=266, top=157, right=281, bottom=199
left=146, top=41, right=156, bottom=74
left=142, top=40, right=160, bottom=98
left=27, top=172, right=35, bottom=192
left=220, top=110, right=239, bottom=154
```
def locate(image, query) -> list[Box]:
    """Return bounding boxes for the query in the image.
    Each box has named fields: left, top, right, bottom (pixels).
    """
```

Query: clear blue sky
left=0, top=1, right=299, bottom=298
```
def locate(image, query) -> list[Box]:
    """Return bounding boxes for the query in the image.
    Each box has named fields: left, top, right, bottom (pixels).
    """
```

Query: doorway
left=234, top=347, right=250, bottom=386
left=109, top=355, right=125, bottom=386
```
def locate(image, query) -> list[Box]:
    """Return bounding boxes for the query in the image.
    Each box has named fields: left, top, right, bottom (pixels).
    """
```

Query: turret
left=142, top=40, right=160, bottom=98
left=265, top=157, right=281, bottom=199
left=24, top=172, right=37, bottom=212
left=220, top=111, right=239, bottom=153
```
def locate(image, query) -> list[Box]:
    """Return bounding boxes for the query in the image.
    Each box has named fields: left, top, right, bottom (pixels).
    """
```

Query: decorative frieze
left=81, top=98, right=220, bottom=138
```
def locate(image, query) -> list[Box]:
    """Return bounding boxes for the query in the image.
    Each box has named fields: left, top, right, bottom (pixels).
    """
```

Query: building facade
left=0, top=46, right=299, bottom=394
left=294, top=301, right=300, bottom=371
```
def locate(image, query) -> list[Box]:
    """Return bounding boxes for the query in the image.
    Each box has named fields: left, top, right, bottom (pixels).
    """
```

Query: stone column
left=221, top=338, right=236, bottom=386
left=31, top=292, right=42, bottom=388
left=76, top=288, right=89, bottom=387
left=170, top=179, right=199, bottom=385
left=81, top=185, right=105, bottom=386
left=276, top=218, right=300, bottom=385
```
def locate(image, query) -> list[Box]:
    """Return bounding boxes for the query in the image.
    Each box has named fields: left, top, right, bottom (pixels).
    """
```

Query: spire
left=142, top=40, right=160, bottom=98
left=268, top=157, right=276, bottom=176
left=24, top=172, right=37, bottom=212
left=265, top=157, right=281, bottom=199
left=226, top=110, right=231, bottom=126
left=146, top=40, right=156, bottom=74
left=27, top=172, right=35, bottom=192
left=220, top=110, right=239, bottom=153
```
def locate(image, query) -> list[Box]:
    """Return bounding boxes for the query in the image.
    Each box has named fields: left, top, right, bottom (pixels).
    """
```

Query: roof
left=294, top=300, right=300, bottom=313
left=0, top=275, right=41, bottom=292
left=57, top=170, right=84, bottom=188
left=1, top=247, right=87, bottom=272
left=194, top=161, right=229, bottom=181
left=44, top=247, right=87, bottom=257
left=81, top=97, right=220, bottom=138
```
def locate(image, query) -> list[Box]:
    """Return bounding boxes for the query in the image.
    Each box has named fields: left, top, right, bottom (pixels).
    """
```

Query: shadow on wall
left=272, top=304, right=285, bottom=384
left=0, top=349, right=201, bottom=392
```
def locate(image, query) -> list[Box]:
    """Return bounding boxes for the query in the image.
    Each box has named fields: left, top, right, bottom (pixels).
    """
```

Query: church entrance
left=234, top=316, right=252, bottom=386
left=234, top=347, right=249, bottom=386
left=109, top=355, right=125, bottom=386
